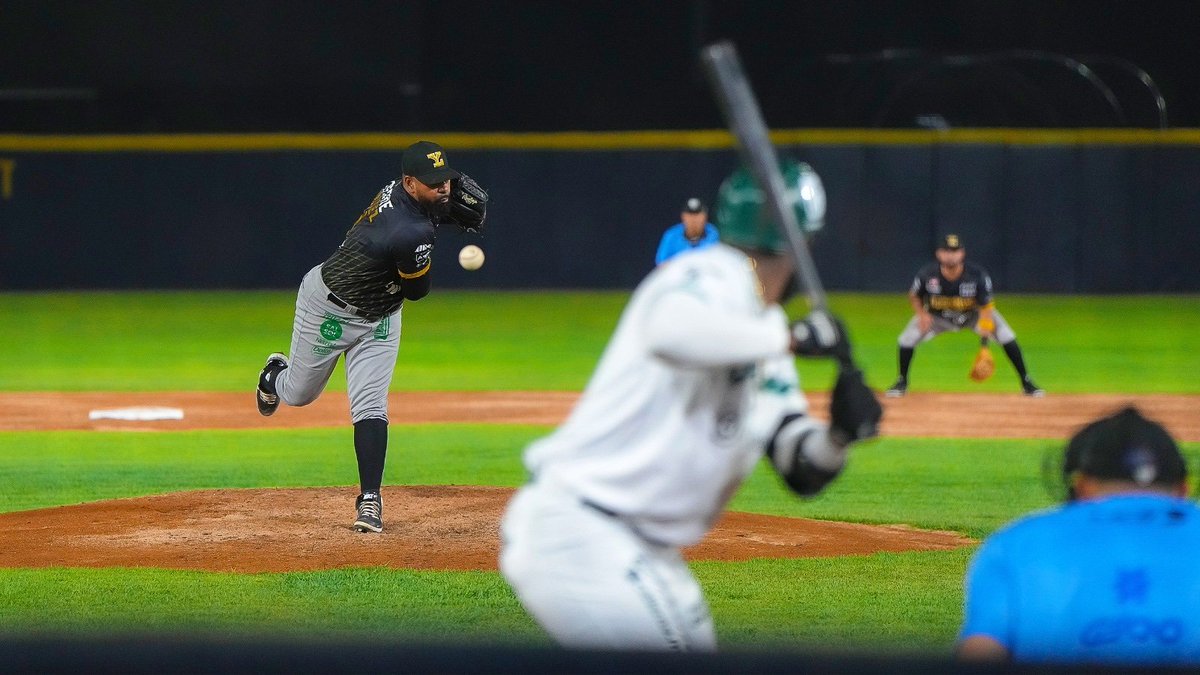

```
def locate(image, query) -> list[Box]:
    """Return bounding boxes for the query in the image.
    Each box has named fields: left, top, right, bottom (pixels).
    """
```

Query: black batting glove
left=790, top=310, right=851, bottom=363
left=829, top=365, right=883, bottom=446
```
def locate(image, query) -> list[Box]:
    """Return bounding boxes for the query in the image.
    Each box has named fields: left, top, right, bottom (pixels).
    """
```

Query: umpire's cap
left=401, top=141, right=460, bottom=185
left=1063, top=406, right=1187, bottom=488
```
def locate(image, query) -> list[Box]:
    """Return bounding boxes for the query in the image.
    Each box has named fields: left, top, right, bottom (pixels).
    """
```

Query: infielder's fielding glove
left=448, top=174, right=488, bottom=233
left=969, top=346, right=995, bottom=382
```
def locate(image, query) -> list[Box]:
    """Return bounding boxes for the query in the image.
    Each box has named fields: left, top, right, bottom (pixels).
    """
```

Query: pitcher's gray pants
left=274, top=264, right=400, bottom=423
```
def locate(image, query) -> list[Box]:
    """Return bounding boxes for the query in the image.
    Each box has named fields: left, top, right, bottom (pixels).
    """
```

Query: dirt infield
left=2, top=390, right=1196, bottom=572
left=0, top=486, right=975, bottom=573
left=4, top=390, right=1197, bottom=441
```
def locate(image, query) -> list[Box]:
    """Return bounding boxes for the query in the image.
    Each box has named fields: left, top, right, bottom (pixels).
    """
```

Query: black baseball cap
left=1063, top=407, right=1187, bottom=487
left=401, top=140, right=460, bottom=185
left=939, top=233, right=963, bottom=250
left=683, top=197, right=706, bottom=214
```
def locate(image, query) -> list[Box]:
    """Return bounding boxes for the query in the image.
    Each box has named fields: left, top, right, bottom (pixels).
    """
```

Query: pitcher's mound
left=0, top=486, right=974, bottom=573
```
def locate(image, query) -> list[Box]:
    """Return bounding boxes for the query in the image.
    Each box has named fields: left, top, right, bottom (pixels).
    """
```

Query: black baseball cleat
left=256, top=352, right=289, bottom=416
left=1022, top=377, right=1046, bottom=398
left=885, top=377, right=908, bottom=398
left=354, top=492, right=383, bottom=533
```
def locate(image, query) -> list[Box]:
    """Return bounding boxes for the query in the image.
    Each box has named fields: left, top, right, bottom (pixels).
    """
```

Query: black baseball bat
left=699, top=40, right=828, bottom=313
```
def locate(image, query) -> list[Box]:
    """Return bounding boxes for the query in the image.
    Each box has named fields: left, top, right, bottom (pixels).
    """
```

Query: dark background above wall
left=2, top=0, right=1199, bottom=133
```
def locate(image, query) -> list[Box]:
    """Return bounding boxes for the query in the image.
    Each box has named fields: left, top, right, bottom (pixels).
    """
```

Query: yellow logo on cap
left=426, top=151, right=445, bottom=168
left=945, top=234, right=960, bottom=248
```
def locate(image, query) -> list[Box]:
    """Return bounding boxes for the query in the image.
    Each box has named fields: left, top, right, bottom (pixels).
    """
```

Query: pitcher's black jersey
left=909, top=261, right=994, bottom=326
left=321, top=180, right=437, bottom=319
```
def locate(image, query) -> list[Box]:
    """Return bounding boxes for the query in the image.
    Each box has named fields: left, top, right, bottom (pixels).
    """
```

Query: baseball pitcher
left=498, top=174, right=881, bottom=651
left=255, top=140, right=487, bottom=533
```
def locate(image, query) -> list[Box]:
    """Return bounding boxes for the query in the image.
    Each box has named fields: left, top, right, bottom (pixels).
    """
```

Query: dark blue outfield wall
left=1, top=130, right=1198, bottom=292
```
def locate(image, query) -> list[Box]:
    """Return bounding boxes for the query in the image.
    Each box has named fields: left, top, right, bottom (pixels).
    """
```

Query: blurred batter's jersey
left=523, top=243, right=814, bottom=547
left=320, top=180, right=438, bottom=319
left=654, top=222, right=719, bottom=264
left=961, top=495, right=1200, bottom=665
left=909, top=261, right=994, bottom=325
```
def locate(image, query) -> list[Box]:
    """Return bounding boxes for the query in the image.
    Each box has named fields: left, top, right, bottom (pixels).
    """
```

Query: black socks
left=354, top=417, right=388, bottom=494
left=1002, top=340, right=1029, bottom=380
left=898, top=346, right=915, bottom=379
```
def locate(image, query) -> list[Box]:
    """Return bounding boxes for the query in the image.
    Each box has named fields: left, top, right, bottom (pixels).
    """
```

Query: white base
left=88, top=406, right=185, bottom=421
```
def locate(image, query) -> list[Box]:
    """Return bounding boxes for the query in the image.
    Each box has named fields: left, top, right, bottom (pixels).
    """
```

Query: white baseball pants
left=499, top=480, right=717, bottom=652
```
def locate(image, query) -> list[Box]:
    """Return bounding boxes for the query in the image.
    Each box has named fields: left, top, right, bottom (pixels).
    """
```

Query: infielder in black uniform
left=255, top=140, right=487, bottom=532
left=886, top=234, right=1043, bottom=397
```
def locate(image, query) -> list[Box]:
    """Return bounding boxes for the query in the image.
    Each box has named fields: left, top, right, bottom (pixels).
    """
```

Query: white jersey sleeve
left=643, top=286, right=790, bottom=368
left=524, top=244, right=811, bottom=547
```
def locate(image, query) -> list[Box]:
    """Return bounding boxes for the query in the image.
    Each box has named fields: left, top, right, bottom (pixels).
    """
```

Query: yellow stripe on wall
left=2, top=128, right=1200, bottom=152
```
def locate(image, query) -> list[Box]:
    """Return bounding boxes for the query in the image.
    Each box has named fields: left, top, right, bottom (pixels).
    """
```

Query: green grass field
left=1, top=290, right=1197, bottom=656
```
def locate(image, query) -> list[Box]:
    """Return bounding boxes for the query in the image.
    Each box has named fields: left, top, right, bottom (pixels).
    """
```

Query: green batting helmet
left=715, top=159, right=826, bottom=254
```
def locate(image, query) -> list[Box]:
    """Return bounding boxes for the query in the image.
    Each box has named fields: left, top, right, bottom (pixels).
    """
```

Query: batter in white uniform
left=499, top=188, right=882, bottom=651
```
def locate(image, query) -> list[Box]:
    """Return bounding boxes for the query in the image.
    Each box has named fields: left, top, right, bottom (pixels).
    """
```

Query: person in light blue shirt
left=958, top=406, right=1200, bottom=666
left=654, top=197, right=719, bottom=264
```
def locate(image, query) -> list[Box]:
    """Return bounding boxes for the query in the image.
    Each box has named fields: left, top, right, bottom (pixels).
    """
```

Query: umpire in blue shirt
left=654, top=198, right=719, bottom=265
left=958, top=406, right=1199, bottom=666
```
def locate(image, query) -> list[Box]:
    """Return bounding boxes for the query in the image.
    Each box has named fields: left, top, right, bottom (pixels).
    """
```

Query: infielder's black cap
left=683, top=197, right=706, bottom=214
left=401, top=140, right=459, bottom=185
left=939, top=233, right=963, bottom=250
left=1063, top=406, right=1187, bottom=487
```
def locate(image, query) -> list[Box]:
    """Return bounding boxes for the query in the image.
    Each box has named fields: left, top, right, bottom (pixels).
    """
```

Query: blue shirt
left=960, top=494, right=1200, bottom=665
left=654, top=222, right=719, bottom=265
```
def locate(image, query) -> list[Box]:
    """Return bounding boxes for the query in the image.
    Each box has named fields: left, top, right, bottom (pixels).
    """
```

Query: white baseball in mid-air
left=458, top=244, right=485, bottom=271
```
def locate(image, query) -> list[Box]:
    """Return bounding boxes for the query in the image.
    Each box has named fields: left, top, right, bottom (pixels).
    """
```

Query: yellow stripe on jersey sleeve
left=398, top=262, right=430, bottom=279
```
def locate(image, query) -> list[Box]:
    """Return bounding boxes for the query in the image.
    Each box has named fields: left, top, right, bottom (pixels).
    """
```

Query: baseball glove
left=969, top=346, right=995, bottom=382
left=448, top=173, right=488, bottom=233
